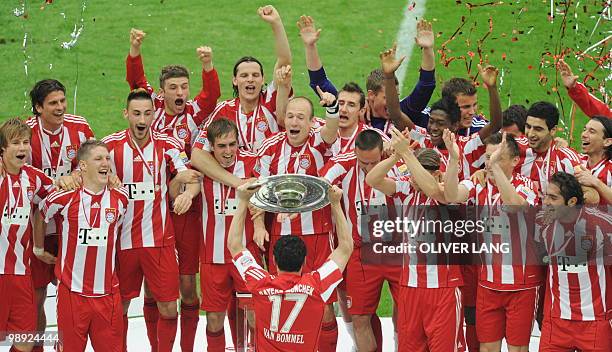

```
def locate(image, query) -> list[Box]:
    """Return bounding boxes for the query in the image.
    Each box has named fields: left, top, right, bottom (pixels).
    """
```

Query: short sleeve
left=313, top=260, right=343, bottom=302
left=233, top=250, right=269, bottom=292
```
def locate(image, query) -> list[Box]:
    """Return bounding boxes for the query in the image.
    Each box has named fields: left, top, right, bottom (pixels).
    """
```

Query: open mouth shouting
left=245, top=85, right=257, bottom=95
left=288, top=129, right=301, bottom=137
left=174, top=98, right=185, bottom=107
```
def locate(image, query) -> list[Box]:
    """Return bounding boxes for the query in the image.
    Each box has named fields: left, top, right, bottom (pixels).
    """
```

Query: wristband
left=325, top=100, right=339, bottom=116
left=33, top=247, right=44, bottom=256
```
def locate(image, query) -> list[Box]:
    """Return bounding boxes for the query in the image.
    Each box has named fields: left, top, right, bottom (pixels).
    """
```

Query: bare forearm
left=321, top=106, right=339, bottom=144
left=228, top=201, right=248, bottom=256
left=384, top=74, right=413, bottom=131
left=271, top=22, right=291, bottom=66
left=594, top=181, right=612, bottom=204
left=33, top=211, right=45, bottom=249
left=191, top=149, right=242, bottom=187
left=401, top=152, right=438, bottom=197
left=421, top=47, right=435, bottom=71
left=444, top=157, right=461, bottom=202
left=480, top=84, right=502, bottom=139
left=366, top=155, right=398, bottom=196
left=276, top=84, right=290, bottom=128
left=491, top=165, right=526, bottom=206
left=304, top=44, right=322, bottom=71
left=332, top=203, right=352, bottom=254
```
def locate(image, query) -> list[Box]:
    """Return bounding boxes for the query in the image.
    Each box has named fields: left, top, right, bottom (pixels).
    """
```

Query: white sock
left=345, top=321, right=356, bottom=343
left=394, top=331, right=399, bottom=351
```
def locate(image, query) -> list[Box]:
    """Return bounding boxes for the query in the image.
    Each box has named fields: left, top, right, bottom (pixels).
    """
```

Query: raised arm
left=317, top=87, right=339, bottom=145
left=380, top=44, right=415, bottom=132
left=275, top=65, right=292, bottom=128
left=365, top=153, right=400, bottom=196
left=297, top=15, right=338, bottom=98
left=477, top=64, right=502, bottom=140
left=489, top=133, right=528, bottom=206
left=193, top=46, right=221, bottom=124
left=191, top=147, right=244, bottom=188
left=390, top=127, right=442, bottom=199
left=126, top=28, right=152, bottom=92
left=443, top=129, right=470, bottom=203
left=399, top=19, right=436, bottom=127
left=258, top=5, right=291, bottom=70
left=328, top=185, right=353, bottom=271
left=558, top=59, right=612, bottom=118
left=228, top=183, right=260, bottom=257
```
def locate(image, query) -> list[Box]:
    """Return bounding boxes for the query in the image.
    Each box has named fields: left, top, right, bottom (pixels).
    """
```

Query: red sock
left=206, top=328, right=226, bottom=352
left=157, top=315, right=178, bottom=352
left=123, top=314, right=129, bottom=351
left=465, top=324, right=479, bottom=352
left=143, top=298, right=159, bottom=352
left=318, top=320, right=338, bottom=352
left=180, top=301, right=200, bottom=352
left=371, top=314, right=383, bottom=352
left=227, top=295, right=238, bottom=347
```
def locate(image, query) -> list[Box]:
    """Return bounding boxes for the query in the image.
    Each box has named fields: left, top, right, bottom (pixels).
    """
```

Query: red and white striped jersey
left=254, top=131, right=335, bottom=236
left=199, top=82, right=283, bottom=152
left=233, top=250, right=343, bottom=352
left=460, top=174, right=544, bottom=290
left=125, top=54, right=221, bottom=156
left=538, top=207, right=611, bottom=321
left=581, top=155, right=612, bottom=205
left=321, top=152, right=399, bottom=247
left=26, top=115, right=94, bottom=236
left=392, top=178, right=464, bottom=288
left=0, top=165, right=54, bottom=275
left=201, top=150, right=257, bottom=264
left=334, top=123, right=390, bottom=155
left=409, top=125, right=486, bottom=179
left=515, top=138, right=582, bottom=197
left=101, top=129, right=188, bottom=249
left=40, top=187, right=129, bottom=296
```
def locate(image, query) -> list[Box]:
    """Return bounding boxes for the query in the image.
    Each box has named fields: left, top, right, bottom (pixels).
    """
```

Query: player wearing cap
left=0, top=118, right=54, bottom=352
left=39, top=140, right=128, bottom=352
left=228, top=181, right=352, bottom=352
left=101, top=90, right=201, bottom=352
left=537, top=172, right=611, bottom=351
left=126, top=28, right=221, bottom=351
left=445, top=131, right=542, bottom=352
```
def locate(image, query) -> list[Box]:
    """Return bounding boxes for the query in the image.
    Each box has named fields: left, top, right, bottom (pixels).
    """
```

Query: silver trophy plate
left=250, top=174, right=331, bottom=213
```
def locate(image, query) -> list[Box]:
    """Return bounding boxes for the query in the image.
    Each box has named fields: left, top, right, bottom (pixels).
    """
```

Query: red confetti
left=46, top=0, right=53, bottom=3
left=407, top=2, right=416, bottom=11
left=502, top=53, right=507, bottom=60
left=527, top=65, right=534, bottom=70
left=511, top=37, right=519, bottom=42
left=467, top=51, right=475, bottom=57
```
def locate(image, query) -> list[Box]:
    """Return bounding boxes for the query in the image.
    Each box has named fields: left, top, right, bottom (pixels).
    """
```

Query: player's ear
left=35, top=103, right=44, bottom=115
left=567, top=196, right=577, bottom=207
left=123, top=108, right=129, bottom=120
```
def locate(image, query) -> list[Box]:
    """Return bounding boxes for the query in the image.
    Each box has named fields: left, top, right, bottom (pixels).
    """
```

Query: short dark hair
left=232, top=56, right=264, bottom=97
left=159, top=65, right=189, bottom=89
left=441, top=78, right=477, bottom=99
left=77, top=139, right=108, bottom=162
left=430, top=98, right=461, bottom=125
left=527, top=101, right=559, bottom=130
left=340, top=82, right=366, bottom=109
left=126, top=89, right=153, bottom=108
left=484, top=132, right=520, bottom=158
left=0, top=118, right=31, bottom=154
left=414, top=148, right=440, bottom=171
left=355, top=130, right=383, bottom=151
left=273, top=235, right=307, bottom=272
left=206, top=118, right=238, bottom=146
left=590, top=115, right=612, bottom=160
left=502, top=105, right=527, bottom=133
left=287, top=96, right=314, bottom=119
left=366, top=68, right=397, bottom=93
left=30, top=79, right=66, bottom=115
left=550, top=172, right=584, bottom=205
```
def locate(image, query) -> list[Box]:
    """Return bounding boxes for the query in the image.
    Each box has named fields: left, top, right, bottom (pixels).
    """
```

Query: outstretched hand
left=442, top=129, right=460, bottom=160
left=380, top=43, right=405, bottom=75
left=414, top=18, right=434, bottom=49
left=557, top=59, right=578, bottom=89
left=297, top=15, right=321, bottom=46
left=316, top=86, right=337, bottom=107
left=478, top=64, right=499, bottom=88
left=275, top=65, right=292, bottom=89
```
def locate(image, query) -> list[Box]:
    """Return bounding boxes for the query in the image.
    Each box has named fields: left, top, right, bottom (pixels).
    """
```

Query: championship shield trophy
left=234, top=174, right=331, bottom=351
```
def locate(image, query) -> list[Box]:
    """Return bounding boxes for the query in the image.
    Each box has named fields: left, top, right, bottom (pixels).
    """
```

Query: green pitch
left=0, top=0, right=607, bottom=317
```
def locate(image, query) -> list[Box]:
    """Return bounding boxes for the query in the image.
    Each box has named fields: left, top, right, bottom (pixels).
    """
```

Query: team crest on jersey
left=256, top=119, right=268, bottom=132
left=27, top=186, right=35, bottom=201
left=239, top=255, right=254, bottom=267
left=105, top=208, right=117, bottom=224
left=581, top=237, right=593, bottom=251
left=66, top=145, right=77, bottom=160
left=147, top=161, right=155, bottom=174
left=299, top=155, right=311, bottom=169
left=175, top=124, right=189, bottom=140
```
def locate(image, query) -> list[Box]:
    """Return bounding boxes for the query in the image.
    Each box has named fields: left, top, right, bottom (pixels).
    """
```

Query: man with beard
left=101, top=90, right=201, bottom=352
left=0, top=118, right=54, bottom=352
left=38, top=140, right=128, bottom=352
left=125, top=28, right=221, bottom=351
